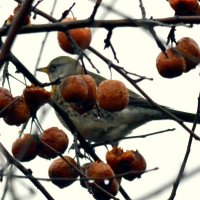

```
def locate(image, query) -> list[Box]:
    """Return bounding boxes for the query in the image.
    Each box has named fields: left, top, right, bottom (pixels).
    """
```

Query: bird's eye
left=49, top=64, right=57, bottom=73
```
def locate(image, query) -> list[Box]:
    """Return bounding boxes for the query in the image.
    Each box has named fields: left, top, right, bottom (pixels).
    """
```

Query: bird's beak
left=36, top=66, right=49, bottom=74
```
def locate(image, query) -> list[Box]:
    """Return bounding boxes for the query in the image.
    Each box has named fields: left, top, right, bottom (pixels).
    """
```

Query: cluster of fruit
left=60, top=74, right=129, bottom=113
left=48, top=146, right=146, bottom=199
left=12, top=127, right=69, bottom=161
left=168, top=0, right=200, bottom=15
left=10, top=123, right=146, bottom=199
left=156, top=37, right=200, bottom=78
left=0, top=85, right=51, bottom=126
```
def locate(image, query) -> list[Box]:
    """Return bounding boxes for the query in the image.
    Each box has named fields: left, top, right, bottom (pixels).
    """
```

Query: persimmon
left=48, top=156, right=79, bottom=188
left=156, top=48, right=186, bottom=78
left=176, top=37, right=200, bottom=72
left=57, top=17, right=92, bottom=54
left=38, top=127, right=69, bottom=159
left=97, top=80, right=129, bottom=112
left=12, top=134, right=39, bottom=162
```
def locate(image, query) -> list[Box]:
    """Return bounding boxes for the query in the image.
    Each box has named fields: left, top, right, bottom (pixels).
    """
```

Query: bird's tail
left=166, top=107, right=199, bottom=124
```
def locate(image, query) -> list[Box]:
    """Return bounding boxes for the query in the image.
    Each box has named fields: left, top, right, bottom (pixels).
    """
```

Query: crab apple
left=120, top=150, right=147, bottom=181
left=168, top=0, right=199, bottom=15
left=57, top=17, right=92, bottom=54
left=0, top=87, right=14, bottom=114
left=97, top=80, right=129, bottom=112
left=85, top=161, right=120, bottom=199
left=38, top=127, right=69, bottom=159
left=48, top=156, right=79, bottom=188
left=60, top=75, right=88, bottom=103
left=106, top=146, right=124, bottom=174
left=68, top=74, right=97, bottom=114
left=81, top=74, right=97, bottom=105
left=23, top=84, right=51, bottom=114
left=12, top=134, right=39, bottom=162
left=6, top=4, right=31, bottom=25
left=156, top=48, right=186, bottom=78
left=3, top=96, right=30, bottom=126
left=176, top=37, right=200, bottom=72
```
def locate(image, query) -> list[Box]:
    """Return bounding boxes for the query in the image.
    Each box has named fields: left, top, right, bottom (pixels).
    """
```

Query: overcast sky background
left=1, top=0, right=200, bottom=199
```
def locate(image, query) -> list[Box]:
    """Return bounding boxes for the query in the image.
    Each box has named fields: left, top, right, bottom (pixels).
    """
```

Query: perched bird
left=38, top=56, right=199, bottom=143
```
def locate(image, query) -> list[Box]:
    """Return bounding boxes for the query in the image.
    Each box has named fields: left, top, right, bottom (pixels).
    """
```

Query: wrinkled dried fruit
left=156, top=48, right=186, bottom=78
left=176, top=37, right=200, bottom=72
left=57, top=17, right=92, bottom=54
left=3, top=96, right=30, bottom=126
left=12, top=134, right=39, bottom=162
left=97, top=80, right=129, bottom=112
left=85, top=161, right=120, bottom=199
left=0, top=87, right=14, bottom=115
left=48, top=156, right=79, bottom=188
left=38, top=127, right=69, bottom=159
left=23, top=84, right=51, bottom=113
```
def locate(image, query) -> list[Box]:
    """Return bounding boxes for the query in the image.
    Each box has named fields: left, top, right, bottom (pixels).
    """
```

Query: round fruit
left=12, top=134, right=39, bottom=162
left=3, top=96, right=30, bottom=126
left=168, top=0, right=198, bottom=15
left=120, top=150, right=147, bottom=181
left=38, top=127, right=69, bottom=159
left=176, top=37, right=200, bottom=72
left=6, top=4, right=31, bottom=25
left=69, top=74, right=97, bottom=114
left=0, top=87, right=14, bottom=113
left=156, top=48, right=186, bottom=78
left=85, top=161, right=119, bottom=199
left=60, top=75, right=88, bottom=103
left=97, top=80, right=129, bottom=112
left=23, top=84, right=51, bottom=114
left=57, top=17, right=92, bottom=54
left=106, top=147, right=146, bottom=181
left=106, top=147, right=124, bottom=173
left=48, top=156, right=79, bottom=188
left=81, top=74, right=97, bottom=105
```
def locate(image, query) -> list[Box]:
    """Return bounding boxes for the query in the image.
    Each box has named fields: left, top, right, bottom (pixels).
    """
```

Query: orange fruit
left=6, top=4, right=30, bottom=25
left=57, top=17, right=92, bottom=54
left=38, top=127, right=69, bottom=159
left=69, top=74, right=97, bottom=114
left=60, top=75, right=88, bottom=103
left=106, top=146, right=124, bottom=173
left=168, top=0, right=199, bottom=15
left=106, top=147, right=146, bottom=181
left=81, top=74, right=97, bottom=105
left=23, top=84, right=51, bottom=114
left=119, top=150, right=147, bottom=181
left=3, top=96, right=30, bottom=126
left=48, top=156, right=79, bottom=188
left=176, top=37, right=200, bottom=72
left=85, top=161, right=120, bottom=199
left=12, top=134, right=39, bottom=162
left=156, top=48, right=186, bottom=78
left=97, top=80, right=129, bottom=112
left=0, top=87, right=14, bottom=114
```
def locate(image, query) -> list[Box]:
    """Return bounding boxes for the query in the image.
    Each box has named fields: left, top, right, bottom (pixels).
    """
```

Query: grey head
left=46, top=56, right=83, bottom=82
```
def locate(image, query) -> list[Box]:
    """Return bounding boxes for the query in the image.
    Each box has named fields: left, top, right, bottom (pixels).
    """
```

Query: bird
left=37, top=56, right=199, bottom=143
